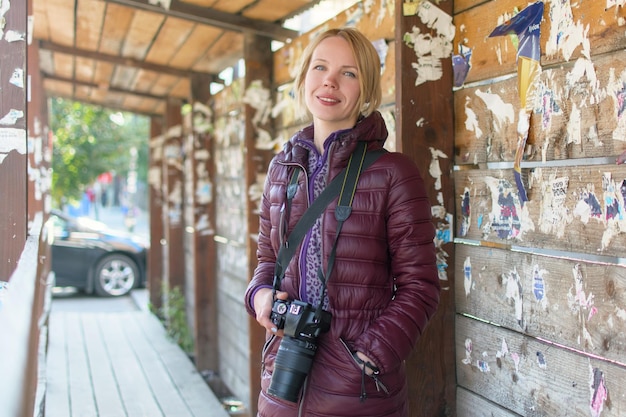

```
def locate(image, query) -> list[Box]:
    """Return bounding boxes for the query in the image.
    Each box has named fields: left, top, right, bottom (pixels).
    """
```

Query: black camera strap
left=273, top=142, right=386, bottom=308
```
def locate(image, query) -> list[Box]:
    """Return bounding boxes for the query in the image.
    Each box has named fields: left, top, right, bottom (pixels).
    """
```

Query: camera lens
left=268, top=337, right=317, bottom=402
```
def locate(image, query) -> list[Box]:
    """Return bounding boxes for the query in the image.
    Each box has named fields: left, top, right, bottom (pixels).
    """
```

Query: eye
left=313, top=64, right=325, bottom=71
left=343, top=71, right=357, bottom=78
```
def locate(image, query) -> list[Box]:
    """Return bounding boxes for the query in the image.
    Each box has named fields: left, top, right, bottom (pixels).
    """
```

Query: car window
left=51, top=215, right=70, bottom=239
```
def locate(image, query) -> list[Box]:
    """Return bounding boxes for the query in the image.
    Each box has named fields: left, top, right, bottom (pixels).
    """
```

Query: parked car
left=49, top=209, right=149, bottom=297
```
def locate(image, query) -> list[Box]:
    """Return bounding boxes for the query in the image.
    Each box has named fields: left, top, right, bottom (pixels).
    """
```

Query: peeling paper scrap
left=403, top=1, right=455, bottom=86
left=5, top=30, right=25, bottom=42
left=0, top=128, right=27, bottom=154
left=0, top=0, right=10, bottom=40
left=428, top=147, right=448, bottom=190
left=10, top=68, right=24, bottom=88
left=0, top=109, right=24, bottom=125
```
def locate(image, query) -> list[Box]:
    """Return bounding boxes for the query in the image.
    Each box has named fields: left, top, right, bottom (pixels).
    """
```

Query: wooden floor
left=44, top=309, right=231, bottom=417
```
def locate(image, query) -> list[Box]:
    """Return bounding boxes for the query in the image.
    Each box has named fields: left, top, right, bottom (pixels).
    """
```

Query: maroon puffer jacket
left=245, top=111, right=440, bottom=417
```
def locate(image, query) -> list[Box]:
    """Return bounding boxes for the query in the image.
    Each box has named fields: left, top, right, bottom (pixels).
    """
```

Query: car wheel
left=93, top=253, right=139, bottom=297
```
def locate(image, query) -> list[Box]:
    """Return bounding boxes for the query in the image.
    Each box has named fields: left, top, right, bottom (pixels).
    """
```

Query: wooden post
left=148, top=117, right=165, bottom=313
left=244, top=33, right=275, bottom=417
left=163, top=99, right=185, bottom=297
left=0, top=0, right=27, bottom=280
left=395, top=1, right=457, bottom=416
left=189, top=73, right=218, bottom=371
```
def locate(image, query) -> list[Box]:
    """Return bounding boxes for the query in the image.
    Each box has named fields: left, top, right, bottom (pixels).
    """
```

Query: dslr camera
left=268, top=299, right=332, bottom=402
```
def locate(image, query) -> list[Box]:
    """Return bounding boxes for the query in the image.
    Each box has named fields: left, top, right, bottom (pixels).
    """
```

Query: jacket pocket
left=338, top=338, right=390, bottom=400
left=261, top=335, right=280, bottom=376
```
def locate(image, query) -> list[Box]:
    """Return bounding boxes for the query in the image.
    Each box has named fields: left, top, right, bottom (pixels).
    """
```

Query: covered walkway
left=43, top=290, right=231, bottom=417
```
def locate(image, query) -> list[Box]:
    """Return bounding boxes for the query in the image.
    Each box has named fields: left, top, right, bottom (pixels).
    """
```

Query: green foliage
left=49, top=98, right=149, bottom=206
left=160, top=284, right=195, bottom=354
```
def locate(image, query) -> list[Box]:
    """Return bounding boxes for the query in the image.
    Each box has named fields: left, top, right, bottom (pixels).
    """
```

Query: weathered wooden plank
left=150, top=74, right=181, bottom=96
left=122, top=9, right=165, bottom=60
left=43, top=78, right=74, bottom=97
left=457, top=386, right=519, bottom=417
left=454, top=0, right=489, bottom=15
left=169, top=78, right=191, bottom=99
left=65, top=314, right=99, bottom=416
left=242, top=0, right=312, bottom=21
left=211, top=0, right=255, bottom=14
left=44, top=312, right=70, bottom=417
left=194, top=31, right=244, bottom=74
left=115, top=313, right=194, bottom=417
left=454, top=165, right=626, bottom=257
left=455, top=244, right=626, bottom=365
left=93, top=61, right=115, bottom=89
left=169, top=25, right=223, bottom=70
left=52, top=52, right=74, bottom=80
left=45, top=0, right=75, bottom=46
left=456, top=314, right=626, bottom=416
left=32, top=0, right=51, bottom=41
left=132, top=312, right=230, bottom=416
left=454, top=50, right=626, bottom=166
left=80, top=314, right=126, bottom=416
left=453, top=0, right=626, bottom=84
left=96, top=313, right=164, bottom=417
left=99, top=3, right=135, bottom=55
left=75, top=57, right=95, bottom=83
left=76, top=0, right=106, bottom=51
left=145, top=17, right=195, bottom=66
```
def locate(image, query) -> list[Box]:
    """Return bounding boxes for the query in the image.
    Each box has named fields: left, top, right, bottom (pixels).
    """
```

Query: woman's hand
left=355, top=351, right=378, bottom=376
left=253, top=287, right=289, bottom=336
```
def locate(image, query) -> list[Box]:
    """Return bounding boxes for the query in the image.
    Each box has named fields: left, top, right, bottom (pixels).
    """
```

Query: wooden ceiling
left=32, top=0, right=319, bottom=116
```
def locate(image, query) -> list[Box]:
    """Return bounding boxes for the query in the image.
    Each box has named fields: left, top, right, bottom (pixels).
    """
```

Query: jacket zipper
left=339, top=338, right=390, bottom=399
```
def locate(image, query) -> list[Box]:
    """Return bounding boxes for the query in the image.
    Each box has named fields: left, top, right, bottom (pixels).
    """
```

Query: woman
left=244, top=27, right=440, bottom=417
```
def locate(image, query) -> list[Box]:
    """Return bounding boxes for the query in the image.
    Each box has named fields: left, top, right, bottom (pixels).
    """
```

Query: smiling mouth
left=318, top=96, right=339, bottom=103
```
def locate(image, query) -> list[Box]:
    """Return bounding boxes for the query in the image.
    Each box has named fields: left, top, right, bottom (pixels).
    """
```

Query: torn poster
left=489, top=1, right=544, bottom=204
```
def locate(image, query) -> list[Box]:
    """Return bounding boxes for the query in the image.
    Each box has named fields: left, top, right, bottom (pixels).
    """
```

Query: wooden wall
left=211, top=78, right=254, bottom=405
left=0, top=0, right=53, bottom=415
left=453, top=0, right=626, bottom=415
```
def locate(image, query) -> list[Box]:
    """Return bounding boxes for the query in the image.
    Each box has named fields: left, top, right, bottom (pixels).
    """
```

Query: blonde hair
left=293, top=27, right=382, bottom=121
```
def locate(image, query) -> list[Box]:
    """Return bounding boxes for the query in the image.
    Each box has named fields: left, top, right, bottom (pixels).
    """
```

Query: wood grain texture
left=454, top=165, right=626, bottom=257
left=453, top=0, right=626, bottom=84
left=455, top=50, right=626, bottom=166
left=455, top=244, right=626, bottom=364
left=456, top=314, right=626, bottom=417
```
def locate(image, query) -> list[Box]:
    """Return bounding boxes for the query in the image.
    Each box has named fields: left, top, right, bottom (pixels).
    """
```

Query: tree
left=49, top=98, right=149, bottom=207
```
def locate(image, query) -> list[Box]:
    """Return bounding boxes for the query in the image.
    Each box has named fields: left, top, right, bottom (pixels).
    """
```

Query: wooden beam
left=42, top=73, right=168, bottom=101
left=105, top=0, right=298, bottom=41
left=39, top=40, right=203, bottom=78
left=44, top=92, right=162, bottom=117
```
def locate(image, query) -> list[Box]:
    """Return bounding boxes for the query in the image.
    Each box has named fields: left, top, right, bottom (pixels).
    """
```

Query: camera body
left=268, top=299, right=332, bottom=402
left=270, top=299, right=331, bottom=339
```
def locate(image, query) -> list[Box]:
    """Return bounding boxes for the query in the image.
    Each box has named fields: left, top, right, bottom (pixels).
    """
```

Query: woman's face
left=304, top=36, right=361, bottom=130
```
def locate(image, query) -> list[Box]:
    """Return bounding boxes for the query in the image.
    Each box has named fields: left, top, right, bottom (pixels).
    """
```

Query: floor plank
left=45, top=310, right=230, bottom=417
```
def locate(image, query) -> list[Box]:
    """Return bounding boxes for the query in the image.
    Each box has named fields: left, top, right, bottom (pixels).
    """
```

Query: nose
left=323, top=72, right=337, bottom=89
